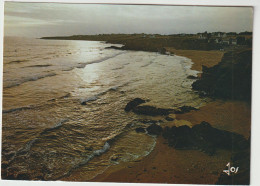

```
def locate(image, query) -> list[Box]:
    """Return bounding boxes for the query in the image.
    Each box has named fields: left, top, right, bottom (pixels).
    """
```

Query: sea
left=2, top=36, right=206, bottom=181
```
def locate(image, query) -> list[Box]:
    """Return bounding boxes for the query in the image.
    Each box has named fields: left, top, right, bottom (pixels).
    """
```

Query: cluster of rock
left=125, top=98, right=250, bottom=184
left=124, top=98, right=198, bottom=116
left=124, top=98, right=173, bottom=116
left=162, top=121, right=249, bottom=155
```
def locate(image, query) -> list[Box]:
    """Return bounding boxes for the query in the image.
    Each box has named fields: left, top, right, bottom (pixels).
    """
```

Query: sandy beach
left=166, top=48, right=224, bottom=71
left=89, top=49, right=251, bottom=184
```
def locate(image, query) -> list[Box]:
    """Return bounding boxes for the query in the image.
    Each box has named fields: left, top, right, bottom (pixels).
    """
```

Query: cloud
left=4, top=2, right=253, bottom=37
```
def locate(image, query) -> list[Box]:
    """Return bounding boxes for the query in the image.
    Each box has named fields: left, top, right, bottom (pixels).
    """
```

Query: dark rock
left=187, top=75, right=198, bottom=80
left=192, top=121, right=248, bottom=151
left=174, top=106, right=198, bottom=114
left=162, top=121, right=249, bottom=155
left=105, top=46, right=123, bottom=50
left=168, top=125, right=195, bottom=149
left=36, top=176, right=45, bottom=180
left=165, top=116, right=174, bottom=121
left=135, top=127, right=146, bottom=133
left=124, top=98, right=146, bottom=112
left=3, top=174, right=16, bottom=180
left=158, top=47, right=167, bottom=54
left=1, top=171, right=7, bottom=180
left=138, top=119, right=158, bottom=125
left=16, top=173, right=30, bottom=180
left=146, top=124, right=163, bottom=135
left=1, top=163, right=9, bottom=169
left=192, top=49, right=252, bottom=102
left=133, top=105, right=173, bottom=116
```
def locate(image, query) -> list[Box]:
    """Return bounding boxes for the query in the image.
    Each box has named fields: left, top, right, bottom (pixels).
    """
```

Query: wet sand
left=91, top=136, right=231, bottom=184
left=176, top=100, right=251, bottom=139
left=90, top=49, right=251, bottom=184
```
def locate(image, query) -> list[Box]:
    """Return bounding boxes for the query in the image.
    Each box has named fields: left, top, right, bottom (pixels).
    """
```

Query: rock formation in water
left=124, top=98, right=146, bottom=112
left=125, top=98, right=197, bottom=116
left=132, top=105, right=173, bottom=116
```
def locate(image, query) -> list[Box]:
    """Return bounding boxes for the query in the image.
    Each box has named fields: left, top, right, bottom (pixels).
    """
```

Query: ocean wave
left=80, top=96, right=98, bottom=105
left=80, top=85, right=124, bottom=105
left=77, top=52, right=125, bottom=68
left=22, top=64, right=52, bottom=68
left=56, top=141, right=111, bottom=180
left=112, top=66, right=124, bottom=70
left=4, top=73, right=57, bottom=88
left=8, top=59, right=29, bottom=64
left=141, top=61, right=153, bottom=67
left=3, top=93, right=71, bottom=113
left=6, top=119, right=69, bottom=164
left=2, top=106, right=34, bottom=113
left=61, top=52, right=126, bottom=73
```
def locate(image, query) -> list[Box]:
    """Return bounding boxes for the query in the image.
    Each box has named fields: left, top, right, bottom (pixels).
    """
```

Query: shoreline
left=88, top=49, right=251, bottom=184
left=4, top=36, right=251, bottom=183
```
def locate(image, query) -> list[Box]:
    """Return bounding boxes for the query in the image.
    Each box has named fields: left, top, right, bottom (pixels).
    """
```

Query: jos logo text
left=223, top=162, right=239, bottom=176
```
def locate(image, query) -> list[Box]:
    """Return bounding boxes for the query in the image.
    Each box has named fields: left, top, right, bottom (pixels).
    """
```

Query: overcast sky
left=4, top=2, right=253, bottom=37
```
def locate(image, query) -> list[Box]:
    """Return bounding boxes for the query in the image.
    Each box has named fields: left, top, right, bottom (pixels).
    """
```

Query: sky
left=4, top=2, right=253, bottom=37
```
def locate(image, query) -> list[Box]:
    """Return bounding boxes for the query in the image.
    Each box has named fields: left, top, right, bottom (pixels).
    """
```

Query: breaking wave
left=4, top=73, right=57, bottom=88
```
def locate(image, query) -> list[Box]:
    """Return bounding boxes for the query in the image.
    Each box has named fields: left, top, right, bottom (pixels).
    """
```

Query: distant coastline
left=41, top=32, right=252, bottom=54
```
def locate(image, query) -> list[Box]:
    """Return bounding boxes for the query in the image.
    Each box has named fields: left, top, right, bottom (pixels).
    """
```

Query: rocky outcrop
left=146, top=124, right=163, bottom=135
left=133, top=106, right=173, bottom=116
left=187, top=75, right=198, bottom=80
left=105, top=46, right=123, bottom=50
left=162, top=121, right=249, bottom=155
left=125, top=99, right=197, bottom=116
left=165, top=116, right=174, bottom=121
left=138, top=119, right=158, bottom=125
left=135, top=127, right=146, bottom=133
left=174, top=106, right=198, bottom=114
left=192, top=49, right=252, bottom=102
left=1, top=171, right=32, bottom=180
left=124, top=98, right=146, bottom=111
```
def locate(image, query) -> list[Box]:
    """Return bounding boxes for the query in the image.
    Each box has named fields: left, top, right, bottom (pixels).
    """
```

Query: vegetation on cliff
left=41, top=34, right=236, bottom=52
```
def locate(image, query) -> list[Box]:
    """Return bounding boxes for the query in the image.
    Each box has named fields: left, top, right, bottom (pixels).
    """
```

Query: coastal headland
left=42, top=33, right=252, bottom=184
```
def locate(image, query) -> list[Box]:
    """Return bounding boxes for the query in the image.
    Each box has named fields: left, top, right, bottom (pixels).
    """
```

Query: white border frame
left=0, top=1, right=259, bottom=186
